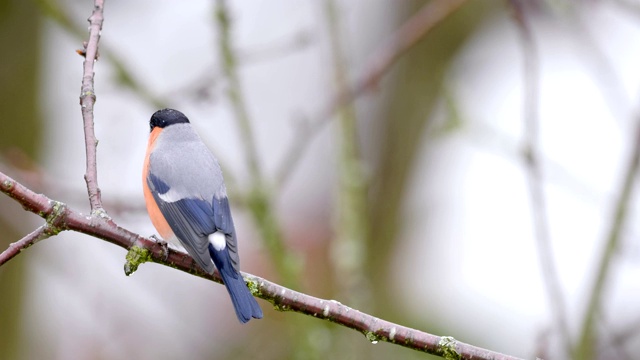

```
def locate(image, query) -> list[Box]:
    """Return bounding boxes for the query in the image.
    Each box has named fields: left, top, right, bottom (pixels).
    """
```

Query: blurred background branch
left=214, top=0, right=300, bottom=290
left=323, top=0, right=371, bottom=358
left=508, top=0, right=570, bottom=356
left=274, top=0, right=470, bottom=190
left=576, top=112, right=640, bottom=360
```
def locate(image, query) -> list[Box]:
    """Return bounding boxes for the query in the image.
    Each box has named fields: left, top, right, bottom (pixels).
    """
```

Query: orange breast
left=142, top=127, right=174, bottom=240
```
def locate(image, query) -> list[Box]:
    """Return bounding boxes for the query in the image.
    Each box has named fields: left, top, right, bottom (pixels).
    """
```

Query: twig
left=508, top=0, right=571, bottom=355
left=576, top=116, right=640, bottom=359
left=35, top=0, right=167, bottom=109
left=0, top=171, right=523, bottom=359
left=79, top=0, right=105, bottom=213
left=275, top=0, right=470, bottom=189
left=0, top=225, right=51, bottom=266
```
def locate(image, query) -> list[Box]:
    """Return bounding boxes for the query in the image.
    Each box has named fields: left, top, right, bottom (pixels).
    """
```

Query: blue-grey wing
left=148, top=173, right=216, bottom=273
left=212, top=196, right=240, bottom=271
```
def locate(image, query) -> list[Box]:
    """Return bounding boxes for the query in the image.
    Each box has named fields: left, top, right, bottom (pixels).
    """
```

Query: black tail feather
left=208, top=244, right=263, bottom=323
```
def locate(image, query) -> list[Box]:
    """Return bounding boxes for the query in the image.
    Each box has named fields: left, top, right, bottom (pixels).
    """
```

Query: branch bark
left=0, top=225, right=50, bottom=266
left=0, top=171, right=521, bottom=360
left=80, top=0, right=105, bottom=213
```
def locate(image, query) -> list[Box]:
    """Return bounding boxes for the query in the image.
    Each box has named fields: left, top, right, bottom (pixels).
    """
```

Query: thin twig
left=275, top=0, right=470, bottom=189
left=0, top=225, right=51, bottom=266
left=35, top=0, right=167, bottom=109
left=508, top=0, right=572, bottom=355
left=79, top=0, right=105, bottom=213
left=0, top=171, right=523, bottom=359
left=576, top=116, right=640, bottom=359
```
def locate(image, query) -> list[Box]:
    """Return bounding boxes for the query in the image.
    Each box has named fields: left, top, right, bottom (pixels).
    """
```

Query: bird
left=142, top=108, right=263, bottom=323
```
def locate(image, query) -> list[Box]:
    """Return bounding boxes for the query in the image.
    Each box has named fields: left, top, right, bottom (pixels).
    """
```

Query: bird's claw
left=150, top=235, right=169, bottom=261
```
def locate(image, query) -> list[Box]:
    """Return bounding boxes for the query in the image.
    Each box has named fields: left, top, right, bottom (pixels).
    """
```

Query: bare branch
left=0, top=225, right=50, bottom=266
left=0, top=171, right=183, bottom=271
left=507, top=0, right=571, bottom=355
left=276, top=0, right=470, bottom=188
left=0, top=170, right=523, bottom=359
left=35, top=0, right=167, bottom=108
left=79, top=0, right=106, bottom=213
left=255, top=275, right=521, bottom=359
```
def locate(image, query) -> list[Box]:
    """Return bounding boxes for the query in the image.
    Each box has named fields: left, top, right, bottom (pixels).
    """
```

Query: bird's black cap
left=150, top=108, right=190, bottom=131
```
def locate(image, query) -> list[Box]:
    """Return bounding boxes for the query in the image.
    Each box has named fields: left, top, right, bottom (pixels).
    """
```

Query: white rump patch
left=208, top=231, right=226, bottom=251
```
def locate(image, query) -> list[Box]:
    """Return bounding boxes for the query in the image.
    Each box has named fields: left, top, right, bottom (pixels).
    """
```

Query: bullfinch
left=142, top=108, right=263, bottom=323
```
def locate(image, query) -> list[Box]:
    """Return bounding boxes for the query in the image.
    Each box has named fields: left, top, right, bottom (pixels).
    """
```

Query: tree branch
left=255, top=274, right=520, bottom=360
left=35, top=0, right=167, bottom=109
left=80, top=0, right=105, bottom=213
left=0, top=171, right=522, bottom=359
left=0, top=225, right=51, bottom=266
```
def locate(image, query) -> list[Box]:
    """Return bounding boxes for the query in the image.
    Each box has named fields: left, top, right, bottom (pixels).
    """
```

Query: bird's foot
left=150, top=235, right=169, bottom=261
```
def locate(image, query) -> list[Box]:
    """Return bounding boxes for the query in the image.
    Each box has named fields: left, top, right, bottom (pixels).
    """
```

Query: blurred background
left=1, top=0, right=640, bottom=359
